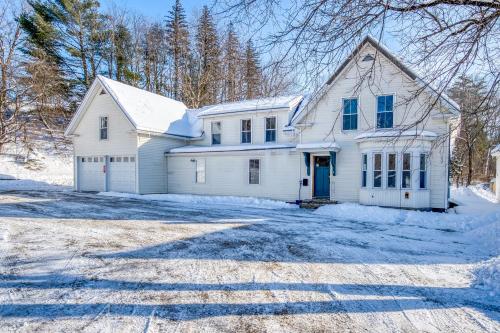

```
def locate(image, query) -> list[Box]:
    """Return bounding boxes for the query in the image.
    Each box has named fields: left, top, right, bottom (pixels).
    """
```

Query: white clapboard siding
left=167, top=149, right=301, bottom=201
left=137, top=134, right=186, bottom=194
left=72, top=91, right=138, bottom=157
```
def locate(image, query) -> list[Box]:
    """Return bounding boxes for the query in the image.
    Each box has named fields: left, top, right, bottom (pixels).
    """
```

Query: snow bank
left=472, top=257, right=500, bottom=297
left=98, top=192, right=298, bottom=210
left=314, top=202, right=499, bottom=255
left=314, top=202, right=404, bottom=223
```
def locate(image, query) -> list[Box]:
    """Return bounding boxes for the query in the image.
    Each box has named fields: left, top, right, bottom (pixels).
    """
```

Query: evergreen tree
left=165, top=0, right=190, bottom=100
left=222, top=22, right=240, bottom=102
left=113, top=23, right=132, bottom=82
left=19, top=0, right=106, bottom=96
left=243, top=39, right=261, bottom=99
left=194, top=6, right=220, bottom=106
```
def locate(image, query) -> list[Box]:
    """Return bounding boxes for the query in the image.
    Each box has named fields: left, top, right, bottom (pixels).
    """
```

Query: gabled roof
left=65, top=76, right=195, bottom=138
left=198, top=95, right=304, bottom=117
left=290, top=35, right=460, bottom=125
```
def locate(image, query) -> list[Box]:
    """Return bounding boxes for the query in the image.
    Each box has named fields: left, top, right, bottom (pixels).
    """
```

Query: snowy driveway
left=0, top=190, right=498, bottom=332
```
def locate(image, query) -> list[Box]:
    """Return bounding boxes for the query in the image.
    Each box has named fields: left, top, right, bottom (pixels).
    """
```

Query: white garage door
left=78, top=156, right=105, bottom=192
left=109, top=156, right=136, bottom=193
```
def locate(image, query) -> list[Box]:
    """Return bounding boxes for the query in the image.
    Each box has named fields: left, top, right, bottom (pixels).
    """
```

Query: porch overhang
left=295, top=142, right=341, bottom=153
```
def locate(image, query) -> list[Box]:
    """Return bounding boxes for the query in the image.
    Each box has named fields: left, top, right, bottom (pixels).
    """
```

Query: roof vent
left=100, top=89, right=107, bottom=95
left=362, top=54, right=375, bottom=62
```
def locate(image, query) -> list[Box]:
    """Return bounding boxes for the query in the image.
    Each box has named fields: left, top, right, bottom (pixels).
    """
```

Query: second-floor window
left=211, top=121, right=221, bottom=145
left=99, top=116, right=108, bottom=140
left=377, top=95, right=394, bottom=129
left=342, top=98, right=358, bottom=130
left=265, top=117, right=276, bottom=142
left=241, top=119, right=252, bottom=143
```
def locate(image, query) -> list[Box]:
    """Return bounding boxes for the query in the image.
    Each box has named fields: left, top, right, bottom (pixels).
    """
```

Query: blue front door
left=314, top=156, right=330, bottom=198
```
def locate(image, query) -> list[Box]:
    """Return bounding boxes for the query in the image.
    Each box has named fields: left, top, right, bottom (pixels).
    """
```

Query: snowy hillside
left=0, top=142, right=73, bottom=191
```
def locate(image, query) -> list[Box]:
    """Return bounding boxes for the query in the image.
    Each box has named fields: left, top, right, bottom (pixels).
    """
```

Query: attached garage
left=76, top=155, right=136, bottom=193
left=65, top=75, right=200, bottom=195
left=108, top=155, right=136, bottom=193
left=77, top=156, right=105, bottom=192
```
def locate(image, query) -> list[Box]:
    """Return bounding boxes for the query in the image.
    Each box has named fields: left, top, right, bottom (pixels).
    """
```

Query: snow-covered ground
left=0, top=188, right=498, bottom=331
left=0, top=143, right=73, bottom=191
left=0, top=149, right=499, bottom=331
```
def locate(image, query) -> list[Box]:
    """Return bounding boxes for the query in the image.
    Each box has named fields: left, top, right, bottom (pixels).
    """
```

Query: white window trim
left=196, top=158, right=206, bottom=184
left=248, top=158, right=261, bottom=185
left=264, top=115, right=278, bottom=143
left=341, top=97, right=359, bottom=132
left=401, top=152, right=412, bottom=189
left=211, top=121, right=222, bottom=145
left=375, top=94, right=396, bottom=129
left=240, top=118, right=252, bottom=144
left=99, top=116, right=109, bottom=141
left=372, top=152, right=383, bottom=188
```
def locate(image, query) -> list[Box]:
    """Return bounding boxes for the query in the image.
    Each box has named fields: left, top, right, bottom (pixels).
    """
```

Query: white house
left=492, top=145, right=500, bottom=202
left=65, top=36, right=460, bottom=210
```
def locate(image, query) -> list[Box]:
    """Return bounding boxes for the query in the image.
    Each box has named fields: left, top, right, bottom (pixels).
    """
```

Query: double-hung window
left=196, top=159, right=206, bottom=184
left=241, top=119, right=252, bottom=144
left=249, top=159, right=260, bottom=184
left=373, top=153, right=382, bottom=188
left=342, top=98, right=358, bottom=130
left=361, top=154, right=367, bottom=187
left=211, top=122, right=221, bottom=145
left=387, top=153, right=396, bottom=188
left=377, top=95, right=394, bottom=129
left=402, top=153, right=411, bottom=188
left=419, top=154, right=427, bottom=189
left=99, top=116, right=108, bottom=140
left=265, top=117, right=276, bottom=142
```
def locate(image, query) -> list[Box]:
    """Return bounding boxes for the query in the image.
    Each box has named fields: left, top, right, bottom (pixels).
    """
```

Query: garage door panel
left=78, top=156, right=105, bottom=192
left=109, top=156, right=136, bottom=193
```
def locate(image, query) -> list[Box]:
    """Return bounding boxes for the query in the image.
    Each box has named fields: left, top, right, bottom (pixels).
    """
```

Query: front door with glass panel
left=314, top=156, right=330, bottom=198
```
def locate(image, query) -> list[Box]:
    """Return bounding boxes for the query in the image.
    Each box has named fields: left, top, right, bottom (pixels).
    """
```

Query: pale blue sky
left=101, top=0, right=211, bottom=19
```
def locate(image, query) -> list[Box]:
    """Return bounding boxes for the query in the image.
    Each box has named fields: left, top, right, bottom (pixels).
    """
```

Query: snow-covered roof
left=355, top=129, right=438, bottom=141
left=168, top=143, right=296, bottom=154
left=65, top=76, right=200, bottom=138
left=198, top=95, right=304, bottom=117
left=97, top=76, right=189, bottom=135
left=296, top=142, right=341, bottom=151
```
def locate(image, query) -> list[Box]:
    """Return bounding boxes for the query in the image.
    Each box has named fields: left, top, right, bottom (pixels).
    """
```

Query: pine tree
left=222, top=22, right=241, bottom=102
left=243, top=39, right=261, bottom=99
left=19, top=0, right=106, bottom=96
left=194, top=6, right=220, bottom=106
left=113, top=23, right=132, bottom=82
left=165, top=0, right=190, bottom=100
